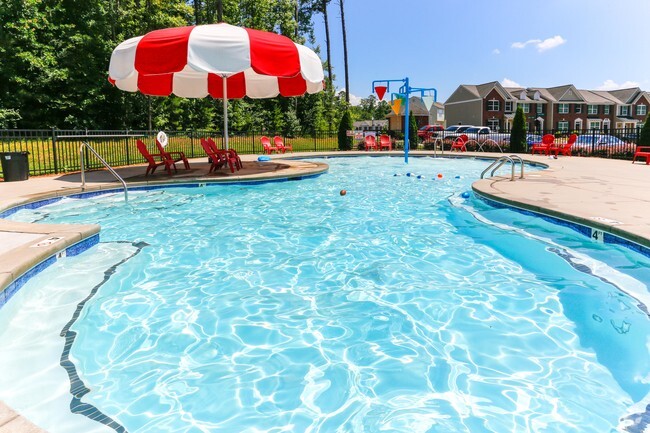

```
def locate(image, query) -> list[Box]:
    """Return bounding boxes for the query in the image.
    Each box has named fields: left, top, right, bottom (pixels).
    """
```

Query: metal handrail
left=79, top=141, right=128, bottom=202
left=480, top=155, right=525, bottom=181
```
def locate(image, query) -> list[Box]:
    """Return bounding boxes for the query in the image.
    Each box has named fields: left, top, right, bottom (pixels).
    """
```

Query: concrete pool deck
left=0, top=150, right=649, bottom=431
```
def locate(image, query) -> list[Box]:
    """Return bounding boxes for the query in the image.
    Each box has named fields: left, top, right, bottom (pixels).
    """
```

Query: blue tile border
left=0, top=234, right=100, bottom=310
left=475, top=194, right=650, bottom=259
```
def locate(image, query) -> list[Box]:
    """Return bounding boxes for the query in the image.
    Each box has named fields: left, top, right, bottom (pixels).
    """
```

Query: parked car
left=464, top=126, right=491, bottom=141
left=442, top=125, right=475, bottom=140
left=417, top=124, right=444, bottom=141
left=574, top=134, right=627, bottom=148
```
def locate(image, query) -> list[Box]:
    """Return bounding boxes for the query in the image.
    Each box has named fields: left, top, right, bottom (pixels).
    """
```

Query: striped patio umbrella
left=108, top=23, right=325, bottom=148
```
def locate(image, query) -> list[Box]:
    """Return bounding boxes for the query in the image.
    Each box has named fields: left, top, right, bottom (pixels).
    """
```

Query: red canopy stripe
left=278, top=76, right=307, bottom=97
left=135, top=26, right=194, bottom=75
left=208, top=73, right=247, bottom=99
left=246, top=28, right=300, bottom=77
left=138, top=73, right=174, bottom=96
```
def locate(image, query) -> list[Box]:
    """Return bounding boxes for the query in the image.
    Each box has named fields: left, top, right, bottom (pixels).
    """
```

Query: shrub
left=509, top=107, right=527, bottom=152
left=337, top=110, right=353, bottom=150
left=408, top=110, right=418, bottom=150
left=639, top=115, right=650, bottom=146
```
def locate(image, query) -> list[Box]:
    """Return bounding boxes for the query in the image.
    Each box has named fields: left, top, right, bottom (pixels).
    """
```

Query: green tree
left=337, top=110, right=353, bottom=150
left=510, top=107, right=527, bottom=152
left=638, top=115, right=650, bottom=146
left=408, top=110, right=419, bottom=149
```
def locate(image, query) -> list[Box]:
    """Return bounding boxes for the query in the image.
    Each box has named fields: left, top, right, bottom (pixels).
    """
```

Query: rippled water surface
left=2, top=157, right=649, bottom=433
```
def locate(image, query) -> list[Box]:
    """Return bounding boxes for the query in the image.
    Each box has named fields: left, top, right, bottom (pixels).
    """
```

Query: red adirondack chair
left=207, top=138, right=242, bottom=170
left=531, top=134, right=555, bottom=155
left=551, top=134, right=577, bottom=156
left=155, top=137, right=190, bottom=170
left=364, top=135, right=378, bottom=151
left=379, top=134, right=392, bottom=151
left=261, top=136, right=277, bottom=154
left=136, top=139, right=177, bottom=176
left=451, top=134, right=469, bottom=152
left=200, top=138, right=229, bottom=173
left=273, top=136, right=293, bottom=153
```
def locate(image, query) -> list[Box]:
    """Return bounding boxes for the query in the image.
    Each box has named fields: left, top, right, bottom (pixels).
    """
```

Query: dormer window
left=520, top=91, right=526, bottom=100
left=533, top=91, right=541, bottom=100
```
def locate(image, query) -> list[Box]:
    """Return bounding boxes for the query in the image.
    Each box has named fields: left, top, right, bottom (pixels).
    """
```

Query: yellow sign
left=391, top=99, right=402, bottom=115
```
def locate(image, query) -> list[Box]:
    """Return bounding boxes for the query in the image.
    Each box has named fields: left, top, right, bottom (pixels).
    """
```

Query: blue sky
left=312, top=0, right=650, bottom=105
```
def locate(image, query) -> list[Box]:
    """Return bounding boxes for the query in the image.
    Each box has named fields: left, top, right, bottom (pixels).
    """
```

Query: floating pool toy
left=455, top=175, right=461, bottom=179
left=437, top=173, right=443, bottom=179
left=461, top=192, right=470, bottom=199
left=340, top=189, right=347, bottom=196
left=258, top=156, right=271, bottom=162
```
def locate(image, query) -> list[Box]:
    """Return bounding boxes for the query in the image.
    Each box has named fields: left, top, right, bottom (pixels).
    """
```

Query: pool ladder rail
left=481, top=155, right=525, bottom=181
left=79, top=141, right=128, bottom=202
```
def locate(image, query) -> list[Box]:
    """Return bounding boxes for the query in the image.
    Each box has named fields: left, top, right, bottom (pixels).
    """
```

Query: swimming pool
left=1, top=156, right=649, bottom=433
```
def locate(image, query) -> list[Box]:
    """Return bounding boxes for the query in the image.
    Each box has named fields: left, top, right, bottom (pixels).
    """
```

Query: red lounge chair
left=632, top=146, right=650, bottom=165
left=451, top=134, right=469, bottom=152
left=551, top=134, right=577, bottom=156
left=136, top=139, right=177, bottom=176
left=273, top=136, right=293, bottom=153
left=208, top=138, right=242, bottom=170
left=364, top=135, right=378, bottom=151
left=379, top=134, right=392, bottom=151
left=205, top=138, right=239, bottom=173
left=261, top=136, right=277, bottom=154
left=200, top=138, right=228, bottom=173
left=155, top=137, right=190, bottom=170
left=531, top=134, right=555, bottom=155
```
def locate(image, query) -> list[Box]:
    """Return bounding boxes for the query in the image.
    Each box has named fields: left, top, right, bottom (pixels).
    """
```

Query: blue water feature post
left=371, top=78, right=437, bottom=164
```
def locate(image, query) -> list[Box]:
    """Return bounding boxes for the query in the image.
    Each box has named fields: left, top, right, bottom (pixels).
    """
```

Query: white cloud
left=492, top=48, right=501, bottom=55
left=501, top=78, right=522, bottom=88
left=537, top=35, right=566, bottom=52
left=511, top=35, right=566, bottom=52
left=596, top=79, right=640, bottom=90
left=336, top=90, right=363, bottom=106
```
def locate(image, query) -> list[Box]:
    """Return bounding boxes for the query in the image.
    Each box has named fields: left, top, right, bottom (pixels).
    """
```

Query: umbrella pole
left=222, top=76, right=229, bottom=150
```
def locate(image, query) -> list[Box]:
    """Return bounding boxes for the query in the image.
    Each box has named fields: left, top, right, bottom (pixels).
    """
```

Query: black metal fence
left=0, top=129, right=338, bottom=177
left=0, top=127, right=644, bottom=178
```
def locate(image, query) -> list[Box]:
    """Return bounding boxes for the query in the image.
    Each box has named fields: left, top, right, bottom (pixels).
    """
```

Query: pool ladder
left=480, top=155, right=525, bottom=181
left=79, top=141, right=128, bottom=202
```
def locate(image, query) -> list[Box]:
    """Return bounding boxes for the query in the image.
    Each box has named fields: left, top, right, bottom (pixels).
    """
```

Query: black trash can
left=0, top=151, right=30, bottom=182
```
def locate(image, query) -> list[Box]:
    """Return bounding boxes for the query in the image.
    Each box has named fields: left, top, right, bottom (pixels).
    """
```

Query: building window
left=488, top=119, right=499, bottom=130
left=637, top=105, right=647, bottom=116
left=558, top=103, right=569, bottom=114
left=487, top=99, right=500, bottom=111
left=574, top=119, right=583, bottom=131
left=587, top=105, right=598, bottom=115
left=589, top=121, right=601, bottom=130
left=504, top=101, right=513, bottom=112
left=521, top=103, right=530, bottom=113
left=604, top=105, right=610, bottom=115
left=575, top=104, right=582, bottom=114
left=619, top=105, right=630, bottom=116
left=558, top=121, right=569, bottom=131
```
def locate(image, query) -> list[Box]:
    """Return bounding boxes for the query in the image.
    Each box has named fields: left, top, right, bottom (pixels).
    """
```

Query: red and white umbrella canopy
left=108, top=23, right=325, bottom=99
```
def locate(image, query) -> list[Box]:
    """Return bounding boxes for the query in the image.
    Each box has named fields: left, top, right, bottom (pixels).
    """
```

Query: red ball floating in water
left=340, top=189, right=347, bottom=196
left=437, top=173, right=443, bottom=179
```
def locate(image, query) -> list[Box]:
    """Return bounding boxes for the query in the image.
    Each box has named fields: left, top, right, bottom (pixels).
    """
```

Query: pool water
left=1, top=157, right=649, bottom=433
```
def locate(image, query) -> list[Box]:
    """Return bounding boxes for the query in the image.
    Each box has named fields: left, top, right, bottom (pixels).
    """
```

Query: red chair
left=273, top=136, right=293, bottom=153
left=551, top=134, right=577, bottom=156
left=261, top=136, right=277, bottom=154
left=379, top=134, right=392, bottom=151
left=207, top=138, right=242, bottom=170
left=200, top=138, right=228, bottom=173
left=205, top=138, right=239, bottom=173
left=364, top=135, right=378, bottom=151
left=451, top=134, right=469, bottom=152
left=136, top=139, right=177, bottom=176
left=155, top=137, right=190, bottom=170
left=632, top=146, right=650, bottom=164
left=531, top=134, right=555, bottom=155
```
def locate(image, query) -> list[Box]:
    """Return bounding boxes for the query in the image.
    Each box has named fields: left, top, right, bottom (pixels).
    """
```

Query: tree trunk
left=217, top=0, right=223, bottom=22
left=322, top=0, right=332, bottom=88
left=339, top=0, right=349, bottom=104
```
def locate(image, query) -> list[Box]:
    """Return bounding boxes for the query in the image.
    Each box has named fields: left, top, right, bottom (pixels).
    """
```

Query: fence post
left=252, top=130, right=256, bottom=155
left=313, top=131, right=317, bottom=152
left=590, top=128, right=596, bottom=155
left=51, top=128, right=58, bottom=174
left=190, top=129, right=195, bottom=158
left=125, top=129, right=131, bottom=165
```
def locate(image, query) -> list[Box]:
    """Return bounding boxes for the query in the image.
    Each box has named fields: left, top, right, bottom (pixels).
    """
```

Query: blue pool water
left=1, top=156, right=649, bottom=433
